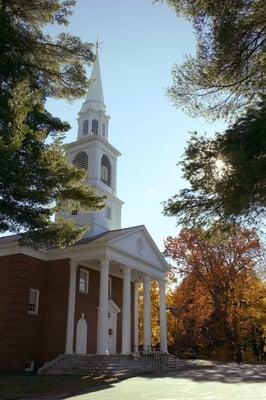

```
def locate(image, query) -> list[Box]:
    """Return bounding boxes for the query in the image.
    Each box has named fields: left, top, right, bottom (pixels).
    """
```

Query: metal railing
left=137, top=346, right=180, bottom=370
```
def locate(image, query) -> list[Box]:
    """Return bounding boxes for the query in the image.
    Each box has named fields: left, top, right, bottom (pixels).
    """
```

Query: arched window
left=102, top=122, right=105, bottom=137
left=73, top=151, right=88, bottom=170
left=83, top=120, right=88, bottom=135
left=101, top=155, right=111, bottom=186
left=92, top=119, right=98, bottom=135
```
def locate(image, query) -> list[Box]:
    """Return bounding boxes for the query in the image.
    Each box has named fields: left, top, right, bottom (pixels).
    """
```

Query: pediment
left=109, top=227, right=167, bottom=271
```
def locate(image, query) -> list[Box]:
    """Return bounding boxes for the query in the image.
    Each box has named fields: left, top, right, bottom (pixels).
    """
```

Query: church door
left=76, top=314, right=87, bottom=354
left=107, top=311, right=117, bottom=353
left=107, top=300, right=120, bottom=354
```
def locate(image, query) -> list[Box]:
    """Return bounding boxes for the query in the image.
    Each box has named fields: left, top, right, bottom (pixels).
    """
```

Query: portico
left=64, top=226, right=169, bottom=356
left=57, top=55, right=169, bottom=358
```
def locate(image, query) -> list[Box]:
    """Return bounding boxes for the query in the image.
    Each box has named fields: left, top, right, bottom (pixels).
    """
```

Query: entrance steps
left=38, top=354, right=155, bottom=376
left=38, top=353, right=184, bottom=376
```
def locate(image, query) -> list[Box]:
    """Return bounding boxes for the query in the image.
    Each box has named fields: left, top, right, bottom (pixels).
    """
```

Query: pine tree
left=0, top=0, right=105, bottom=248
left=161, top=0, right=265, bottom=120
left=164, top=102, right=266, bottom=226
left=160, top=1, right=266, bottom=225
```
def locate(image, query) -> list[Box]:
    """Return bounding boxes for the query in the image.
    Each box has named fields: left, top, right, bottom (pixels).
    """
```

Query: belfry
left=56, top=55, right=123, bottom=235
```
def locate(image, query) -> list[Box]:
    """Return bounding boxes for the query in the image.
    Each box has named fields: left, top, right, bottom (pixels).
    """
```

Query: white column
left=143, top=274, right=151, bottom=351
left=121, top=266, right=131, bottom=354
left=159, top=279, right=168, bottom=353
left=65, top=260, right=78, bottom=354
left=97, top=258, right=109, bottom=354
left=133, top=281, right=140, bottom=352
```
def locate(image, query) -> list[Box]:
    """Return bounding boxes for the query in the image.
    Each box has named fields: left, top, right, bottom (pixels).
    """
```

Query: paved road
left=67, top=363, right=266, bottom=400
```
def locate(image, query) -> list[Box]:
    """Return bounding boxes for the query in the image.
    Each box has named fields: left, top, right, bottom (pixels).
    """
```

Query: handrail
left=139, top=349, right=180, bottom=370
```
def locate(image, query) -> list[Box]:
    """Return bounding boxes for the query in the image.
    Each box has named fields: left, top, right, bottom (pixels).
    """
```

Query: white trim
left=97, top=258, right=109, bottom=354
left=79, top=268, right=89, bottom=294
left=105, top=247, right=166, bottom=280
left=65, top=134, right=121, bottom=157
left=0, top=226, right=169, bottom=279
left=121, top=266, right=131, bottom=354
left=28, top=288, right=39, bottom=315
left=134, top=281, right=140, bottom=350
left=159, top=279, right=168, bottom=353
left=143, top=274, right=151, bottom=350
left=109, top=226, right=168, bottom=268
left=65, top=260, right=78, bottom=354
left=76, top=314, right=88, bottom=354
left=107, top=300, right=120, bottom=354
left=0, top=242, right=167, bottom=280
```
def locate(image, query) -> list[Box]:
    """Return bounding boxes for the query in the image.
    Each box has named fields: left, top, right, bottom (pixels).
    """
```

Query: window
left=83, top=120, right=88, bottom=135
left=28, top=289, right=39, bottom=315
left=79, top=269, right=89, bottom=293
left=106, top=206, right=111, bottom=220
left=101, top=155, right=111, bottom=186
left=92, top=119, right=98, bottom=135
left=73, top=151, right=88, bottom=170
left=108, top=277, right=112, bottom=300
left=102, top=122, right=105, bottom=137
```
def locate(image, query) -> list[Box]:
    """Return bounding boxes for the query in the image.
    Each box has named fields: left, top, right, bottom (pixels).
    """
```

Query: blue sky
left=47, top=0, right=226, bottom=250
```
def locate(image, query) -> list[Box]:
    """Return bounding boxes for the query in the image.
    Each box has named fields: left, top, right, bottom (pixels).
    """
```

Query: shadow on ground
left=66, top=363, right=266, bottom=399
left=10, top=362, right=266, bottom=400
left=0, top=373, right=119, bottom=400
left=150, top=362, right=266, bottom=384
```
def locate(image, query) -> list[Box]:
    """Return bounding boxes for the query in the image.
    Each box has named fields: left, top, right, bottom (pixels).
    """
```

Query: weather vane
left=95, top=35, right=103, bottom=55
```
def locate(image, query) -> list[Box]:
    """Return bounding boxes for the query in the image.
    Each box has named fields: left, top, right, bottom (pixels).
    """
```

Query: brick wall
left=0, top=255, right=70, bottom=372
left=0, top=255, right=45, bottom=372
left=0, top=255, right=136, bottom=371
left=40, top=259, right=69, bottom=362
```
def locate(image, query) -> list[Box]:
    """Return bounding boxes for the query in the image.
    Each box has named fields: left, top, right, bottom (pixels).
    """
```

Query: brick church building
left=0, top=55, right=168, bottom=372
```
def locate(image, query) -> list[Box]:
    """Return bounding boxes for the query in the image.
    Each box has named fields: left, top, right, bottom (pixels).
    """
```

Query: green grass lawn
left=0, top=372, right=116, bottom=399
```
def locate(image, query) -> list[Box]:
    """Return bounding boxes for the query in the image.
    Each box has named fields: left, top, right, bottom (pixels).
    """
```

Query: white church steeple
left=85, top=56, right=105, bottom=105
left=56, top=54, right=123, bottom=236
left=77, top=55, right=110, bottom=141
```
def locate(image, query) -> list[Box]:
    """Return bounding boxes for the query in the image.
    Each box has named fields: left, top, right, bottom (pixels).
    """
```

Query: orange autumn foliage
left=164, top=224, right=266, bottom=361
left=138, top=281, right=161, bottom=347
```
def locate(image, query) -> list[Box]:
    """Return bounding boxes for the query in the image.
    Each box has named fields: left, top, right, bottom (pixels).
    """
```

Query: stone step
left=57, top=358, right=136, bottom=363
left=56, top=362, right=142, bottom=367
left=47, top=369, right=152, bottom=376
left=56, top=360, right=140, bottom=365
left=62, top=355, right=133, bottom=360
left=49, top=368, right=156, bottom=374
left=56, top=365, right=141, bottom=370
left=38, top=353, right=183, bottom=376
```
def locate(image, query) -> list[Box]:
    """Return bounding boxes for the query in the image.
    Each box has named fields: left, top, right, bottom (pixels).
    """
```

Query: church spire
left=85, top=56, right=105, bottom=106
left=77, top=50, right=110, bottom=140
left=57, top=48, right=123, bottom=236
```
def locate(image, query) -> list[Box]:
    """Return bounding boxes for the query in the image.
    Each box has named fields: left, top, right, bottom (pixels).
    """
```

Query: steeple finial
left=95, top=35, right=103, bottom=57
left=84, top=41, right=105, bottom=106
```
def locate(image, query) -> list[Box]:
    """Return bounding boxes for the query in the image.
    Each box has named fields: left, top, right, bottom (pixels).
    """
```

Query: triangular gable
left=108, top=226, right=168, bottom=271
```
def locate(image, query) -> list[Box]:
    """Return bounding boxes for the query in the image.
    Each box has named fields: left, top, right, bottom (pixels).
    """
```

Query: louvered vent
left=73, top=151, right=88, bottom=170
